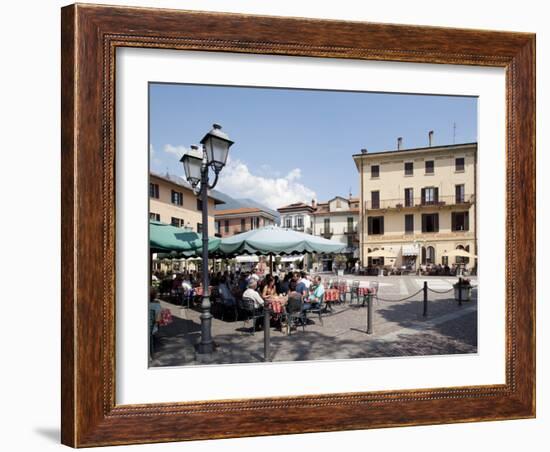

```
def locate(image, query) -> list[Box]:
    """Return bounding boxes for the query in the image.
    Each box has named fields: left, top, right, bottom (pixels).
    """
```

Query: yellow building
left=149, top=171, right=224, bottom=233
left=353, top=142, right=477, bottom=270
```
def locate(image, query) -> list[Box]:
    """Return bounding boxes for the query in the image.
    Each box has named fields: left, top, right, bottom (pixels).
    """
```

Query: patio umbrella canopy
left=219, top=225, right=346, bottom=256
left=442, top=249, right=477, bottom=259
left=366, top=249, right=397, bottom=259
left=149, top=220, right=221, bottom=254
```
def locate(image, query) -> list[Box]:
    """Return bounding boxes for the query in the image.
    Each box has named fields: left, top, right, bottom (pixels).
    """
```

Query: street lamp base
left=196, top=340, right=216, bottom=355
left=194, top=342, right=219, bottom=364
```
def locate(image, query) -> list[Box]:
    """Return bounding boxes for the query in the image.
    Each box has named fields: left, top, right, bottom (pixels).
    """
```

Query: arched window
left=426, top=246, right=435, bottom=264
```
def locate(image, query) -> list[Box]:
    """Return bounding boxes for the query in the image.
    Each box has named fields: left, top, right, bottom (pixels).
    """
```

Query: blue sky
left=149, top=83, right=477, bottom=209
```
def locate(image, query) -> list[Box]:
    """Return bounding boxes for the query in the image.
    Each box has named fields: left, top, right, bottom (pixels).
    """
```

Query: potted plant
left=453, top=277, right=472, bottom=302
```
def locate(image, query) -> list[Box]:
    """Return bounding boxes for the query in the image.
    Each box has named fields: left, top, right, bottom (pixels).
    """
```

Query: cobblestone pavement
left=150, top=275, right=478, bottom=367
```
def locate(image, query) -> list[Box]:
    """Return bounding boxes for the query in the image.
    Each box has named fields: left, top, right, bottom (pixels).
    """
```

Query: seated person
left=242, top=280, right=265, bottom=309
left=295, top=272, right=310, bottom=297
left=218, top=277, right=236, bottom=306
left=238, top=273, right=250, bottom=292
left=261, top=274, right=277, bottom=299
left=308, top=276, right=325, bottom=305
left=277, top=273, right=291, bottom=295
left=286, top=280, right=304, bottom=320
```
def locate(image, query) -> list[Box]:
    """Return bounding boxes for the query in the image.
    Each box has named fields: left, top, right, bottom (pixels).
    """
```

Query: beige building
left=353, top=142, right=477, bottom=270
left=214, top=207, right=277, bottom=238
left=149, top=171, right=224, bottom=233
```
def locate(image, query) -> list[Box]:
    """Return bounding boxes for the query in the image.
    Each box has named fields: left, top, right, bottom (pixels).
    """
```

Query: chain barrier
left=373, top=288, right=424, bottom=303
left=427, top=287, right=455, bottom=294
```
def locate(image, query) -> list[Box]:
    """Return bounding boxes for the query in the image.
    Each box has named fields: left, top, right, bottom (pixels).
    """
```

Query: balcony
left=365, top=194, right=474, bottom=211
left=319, top=228, right=334, bottom=239
left=344, top=226, right=358, bottom=235
left=363, top=230, right=475, bottom=243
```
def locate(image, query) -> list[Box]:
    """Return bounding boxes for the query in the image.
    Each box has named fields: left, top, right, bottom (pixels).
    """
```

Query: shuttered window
left=421, top=187, right=439, bottom=205
left=452, top=212, right=469, bottom=231
left=421, top=213, right=439, bottom=233
left=405, top=214, right=414, bottom=234
left=425, top=160, right=434, bottom=174
left=367, top=216, right=384, bottom=235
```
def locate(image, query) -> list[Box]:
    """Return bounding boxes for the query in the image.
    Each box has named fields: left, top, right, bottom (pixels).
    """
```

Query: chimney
left=397, top=137, right=403, bottom=150
left=312, top=199, right=317, bottom=209
left=428, top=130, right=434, bottom=147
left=361, top=148, right=368, bottom=154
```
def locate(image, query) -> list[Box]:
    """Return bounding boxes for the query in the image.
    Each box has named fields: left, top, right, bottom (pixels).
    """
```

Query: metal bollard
left=458, top=277, right=463, bottom=306
left=423, top=281, right=428, bottom=317
left=263, top=306, right=271, bottom=362
left=367, top=294, right=373, bottom=334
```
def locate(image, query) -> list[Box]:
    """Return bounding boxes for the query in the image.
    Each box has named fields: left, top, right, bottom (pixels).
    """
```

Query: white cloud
left=216, top=157, right=316, bottom=209
left=149, top=144, right=162, bottom=167
left=163, top=144, right=189, bottom=158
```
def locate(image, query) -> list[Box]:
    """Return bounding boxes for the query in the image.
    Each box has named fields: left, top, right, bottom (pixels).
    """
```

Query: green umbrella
left=219, top=225, right=346, bottom=256
left=149, top=220, right=221, bottom=254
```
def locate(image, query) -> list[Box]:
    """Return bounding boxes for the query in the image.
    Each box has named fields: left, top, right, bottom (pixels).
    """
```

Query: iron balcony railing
left=319, top=228, right=334, bottom=239
left=344, top=226, right=358, bottom=234
left=365, top=194, right=474, bottom=210
left=363, top=230, right=475, bottom=241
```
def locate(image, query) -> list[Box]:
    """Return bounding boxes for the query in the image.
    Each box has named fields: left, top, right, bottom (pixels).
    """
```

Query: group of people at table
left=241, top=271, right=325, bottom=317
left=153, top=268, right=377, bottom=331
left=155, top=269, right=330, bottom=329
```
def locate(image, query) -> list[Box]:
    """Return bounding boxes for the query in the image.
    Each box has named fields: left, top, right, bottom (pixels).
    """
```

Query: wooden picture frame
left=61, top=3, right=535, bottom=447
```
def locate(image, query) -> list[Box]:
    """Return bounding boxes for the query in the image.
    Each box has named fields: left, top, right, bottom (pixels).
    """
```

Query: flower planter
left=454, top=286, right=472, bottom=302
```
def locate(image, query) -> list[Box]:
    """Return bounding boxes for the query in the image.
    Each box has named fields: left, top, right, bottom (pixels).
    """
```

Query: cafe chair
left=305, top=293, right=328, bottom=326
left=350, top=280, right=360, bottom=305
left=284, top=296, right=306, bottom=336
left=239, top=297, right=263, bottom=335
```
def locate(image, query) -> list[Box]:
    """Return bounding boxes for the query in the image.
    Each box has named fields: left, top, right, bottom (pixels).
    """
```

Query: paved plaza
left=149, top=275, right=478, bottom=367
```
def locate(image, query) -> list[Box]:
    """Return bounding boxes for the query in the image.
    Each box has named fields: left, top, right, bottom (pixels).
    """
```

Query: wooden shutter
left=451, top=212, right=456, bottom=231
left=434, top=187, right=439, bottom=203
left=421, top=188, right=426, bottom=204
left=380, top=217, right=384, bottom=235
left=367, top=217, right=373, bottom=235
left=434, top=214, right=439, bottom=232
left=465, top=212, right=469, bottom=231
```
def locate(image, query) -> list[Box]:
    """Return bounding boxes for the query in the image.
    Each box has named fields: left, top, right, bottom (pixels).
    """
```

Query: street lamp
left=180, top=123, right=234, bottom=355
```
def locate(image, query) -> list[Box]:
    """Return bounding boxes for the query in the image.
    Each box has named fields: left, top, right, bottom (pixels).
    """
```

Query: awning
left=402, top=244, right=419, bottom=256
left=149, top=220, right=221, bottom=254
left=280, top=255, right=304, bottom=263
left=235, top=255, right=259, bottom=263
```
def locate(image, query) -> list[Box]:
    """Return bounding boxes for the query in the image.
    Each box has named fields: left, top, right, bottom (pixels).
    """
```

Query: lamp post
left=180, top=124, right=234, bottom=354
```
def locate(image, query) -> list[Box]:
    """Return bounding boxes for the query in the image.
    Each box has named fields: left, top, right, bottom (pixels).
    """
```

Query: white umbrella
left=442, top=249, right=477, bottom=259
left=366, top=249, right=397, bottom=259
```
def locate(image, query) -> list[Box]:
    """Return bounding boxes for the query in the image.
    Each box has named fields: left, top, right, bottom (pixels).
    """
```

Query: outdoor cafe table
left=266, top=296, right=287, bottom=315
left=331, top=282, right=376, bottom=298
left=324, top=288, right=340, bottom=301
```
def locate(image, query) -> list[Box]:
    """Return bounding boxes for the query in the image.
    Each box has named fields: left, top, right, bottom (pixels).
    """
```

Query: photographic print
left=61, top=4, right=535, bottom=446
left=148, top=84, right=478, bottom=366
